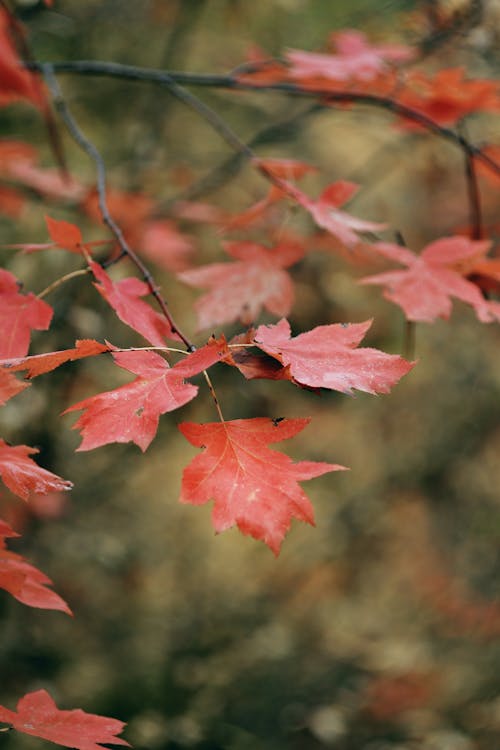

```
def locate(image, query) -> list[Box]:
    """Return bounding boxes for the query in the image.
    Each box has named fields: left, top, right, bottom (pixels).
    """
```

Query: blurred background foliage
left=1, top=1, right=500, bottom=748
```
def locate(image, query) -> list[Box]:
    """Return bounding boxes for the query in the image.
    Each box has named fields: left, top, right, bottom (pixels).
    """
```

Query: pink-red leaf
left=178, top=241, right=304, bottom=329
left=286, top=29, right=413, bottom=83
left=0, top=440, right=73, bottom=500
left=140, top=219, right=194, bottom=272
left=0, top=339, right=110, bottom=379
left=0, top=690, right=129, bottom=750
left=90, top=261, right=181, bottom=345
left=0, top=368, right=29, bottom=404
left=0, top=269, right=53, bottom=357
left=0, top=519, right=71, bottom=614
left=179, top=417, right=345, bottom=555
left=45, top=215, right=83, bottom=253
left=287, top=181, right=386, bottom=247
left=65, top=338, right=228, bottom=452
left=254, top=318, right=414, bottom=394
left=0, top=8, right=41, bottom=108
left=361, top=236, right=496, bottom=323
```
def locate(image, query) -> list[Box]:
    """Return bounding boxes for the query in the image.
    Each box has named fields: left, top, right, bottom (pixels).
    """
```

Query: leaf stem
left=202, top=370, right=224, bottom=422
left=37, top=268, right=90, bottom=299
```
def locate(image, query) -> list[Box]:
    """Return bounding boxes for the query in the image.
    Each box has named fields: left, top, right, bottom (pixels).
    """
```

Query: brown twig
left=40, top=63, right=195, bottom=352
left=23, top=60, right=500, bottom=182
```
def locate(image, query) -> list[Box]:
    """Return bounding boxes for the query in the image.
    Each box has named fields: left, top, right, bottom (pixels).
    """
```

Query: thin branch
left=160, top=103, right=320, bottom=209
left=24, top=59, right=500, bottom=181
left=460, top=123, right=483, bottom=240
left=40, top=64, right=195, bottom=352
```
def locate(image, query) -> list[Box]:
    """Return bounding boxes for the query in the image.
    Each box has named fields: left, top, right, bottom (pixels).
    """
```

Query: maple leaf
left=397, top=68, right=500, bottom=127
left=0, top=690, right=129, bottom=750
left=0, top=269, right=53, bottom=358
left=0, top=339, right=110, bottom=378
left=44, top=215, right=86, bottom=254
left=286, top=180, right=386, bottom=247
left=0, top=8, right=41, bottom=108
left=90, top=261, right=180, bottom=345
left=65, top=339, right=229, bottom=452
left=0, top=519, right=71, bottom=613
left=221, top=158, right=315, bottom=232
left=0, top=185, right=24, bottom=217
left=360, top=236, right=496, bottom=323
left=0, top=368, right=29, bottom=405
left=179, top=417, right=345, bottom=555
left=140, top=219, right=194, bottom=272
left=0, top=440, right=73, bottom=500
left=178, top=241, right=304, bottom=329
left=7, top=160, right=84, bottom=202
left=84, top=187, right=154, bottom=245
left=286, top=29, right=413, bottom=83
left=254, top=318, right=414, bottom=394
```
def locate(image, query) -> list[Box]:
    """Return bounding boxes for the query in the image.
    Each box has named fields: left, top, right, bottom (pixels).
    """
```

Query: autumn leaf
left=286, top=180, right=386, bottom=247
left=65, top=338, right=229, bottom=452
left=0, top=339, right=110, bottom=379
left=397, top=68, right=500, bottom=127
left=286, top=28, right=413, bottom=83
left=0, top=8, right=41, bottom=108
left=0, top=368, right=29, bottom=405
left=140, top=219, right=194, bottom=272
left=0, top=440, right=73, bottom=500
left=90, top=261, right=181, bottom=345
left=254, top=318, right=414, bottom=394
left=221, top=158, right=315, bottom=232
left=360, top=236, right=497, bottom=323
left=7, top=160, right=84, bottom=202
left=178, top=240, right=304, bottom=329
left=0, top=185, right=24, bottom=218
left=179, top=417, right=345, bottom=555
left=0, top=690, right=129, bottom=750
left=0, top=519, right=71, bottom=614
left=0, top=269, right=53, bottom=358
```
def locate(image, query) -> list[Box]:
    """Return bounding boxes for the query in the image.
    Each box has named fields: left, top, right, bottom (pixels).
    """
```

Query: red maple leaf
left=179, top=417, right=345, bottom=555
left=0, top=185, right=24, bottom=217
left=254, top=318, right=414, bottom=394
left=7, top=160, right=84, bottom=202
left=0, top=519, right=71, bottom=614
left=286, top=180, right=386, bottom=247
left=65, top=339, right=228, bottom=452
left=0, top=8, right=41, bottom=108
left=360, top=236, right=497, bottom=323
left=140, top=219, right=194, bottom=272
left=0, top=269, right=53, bottom=358
left=0, top=690, right=129, bottom=750
left=397, top=68, right=500, bottom=127
left=286, top=29, right=413, bottom=83
left=0, top=339, right=110, bottom=379
left=45, top=215, right=84, bottom=253
left=178, top=241, right=304, bottom=329
left=90, top=261, right=181, bottom=345
left=0, top=368, right=29, bottom=405
left=0, top=440, right=73, bottom=500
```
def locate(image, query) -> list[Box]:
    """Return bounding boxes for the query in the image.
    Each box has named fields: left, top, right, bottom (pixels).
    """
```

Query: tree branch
left=40, top=64, right=195, bottom=352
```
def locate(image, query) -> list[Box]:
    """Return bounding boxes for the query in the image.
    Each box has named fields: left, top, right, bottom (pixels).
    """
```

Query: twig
left=24, top=59, right=500, bottom=181
left=160, top=103, right=320, bottom=209
left=460, top=123, right=483, bottom=240
left=40, top=63, right=195, bottom=352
